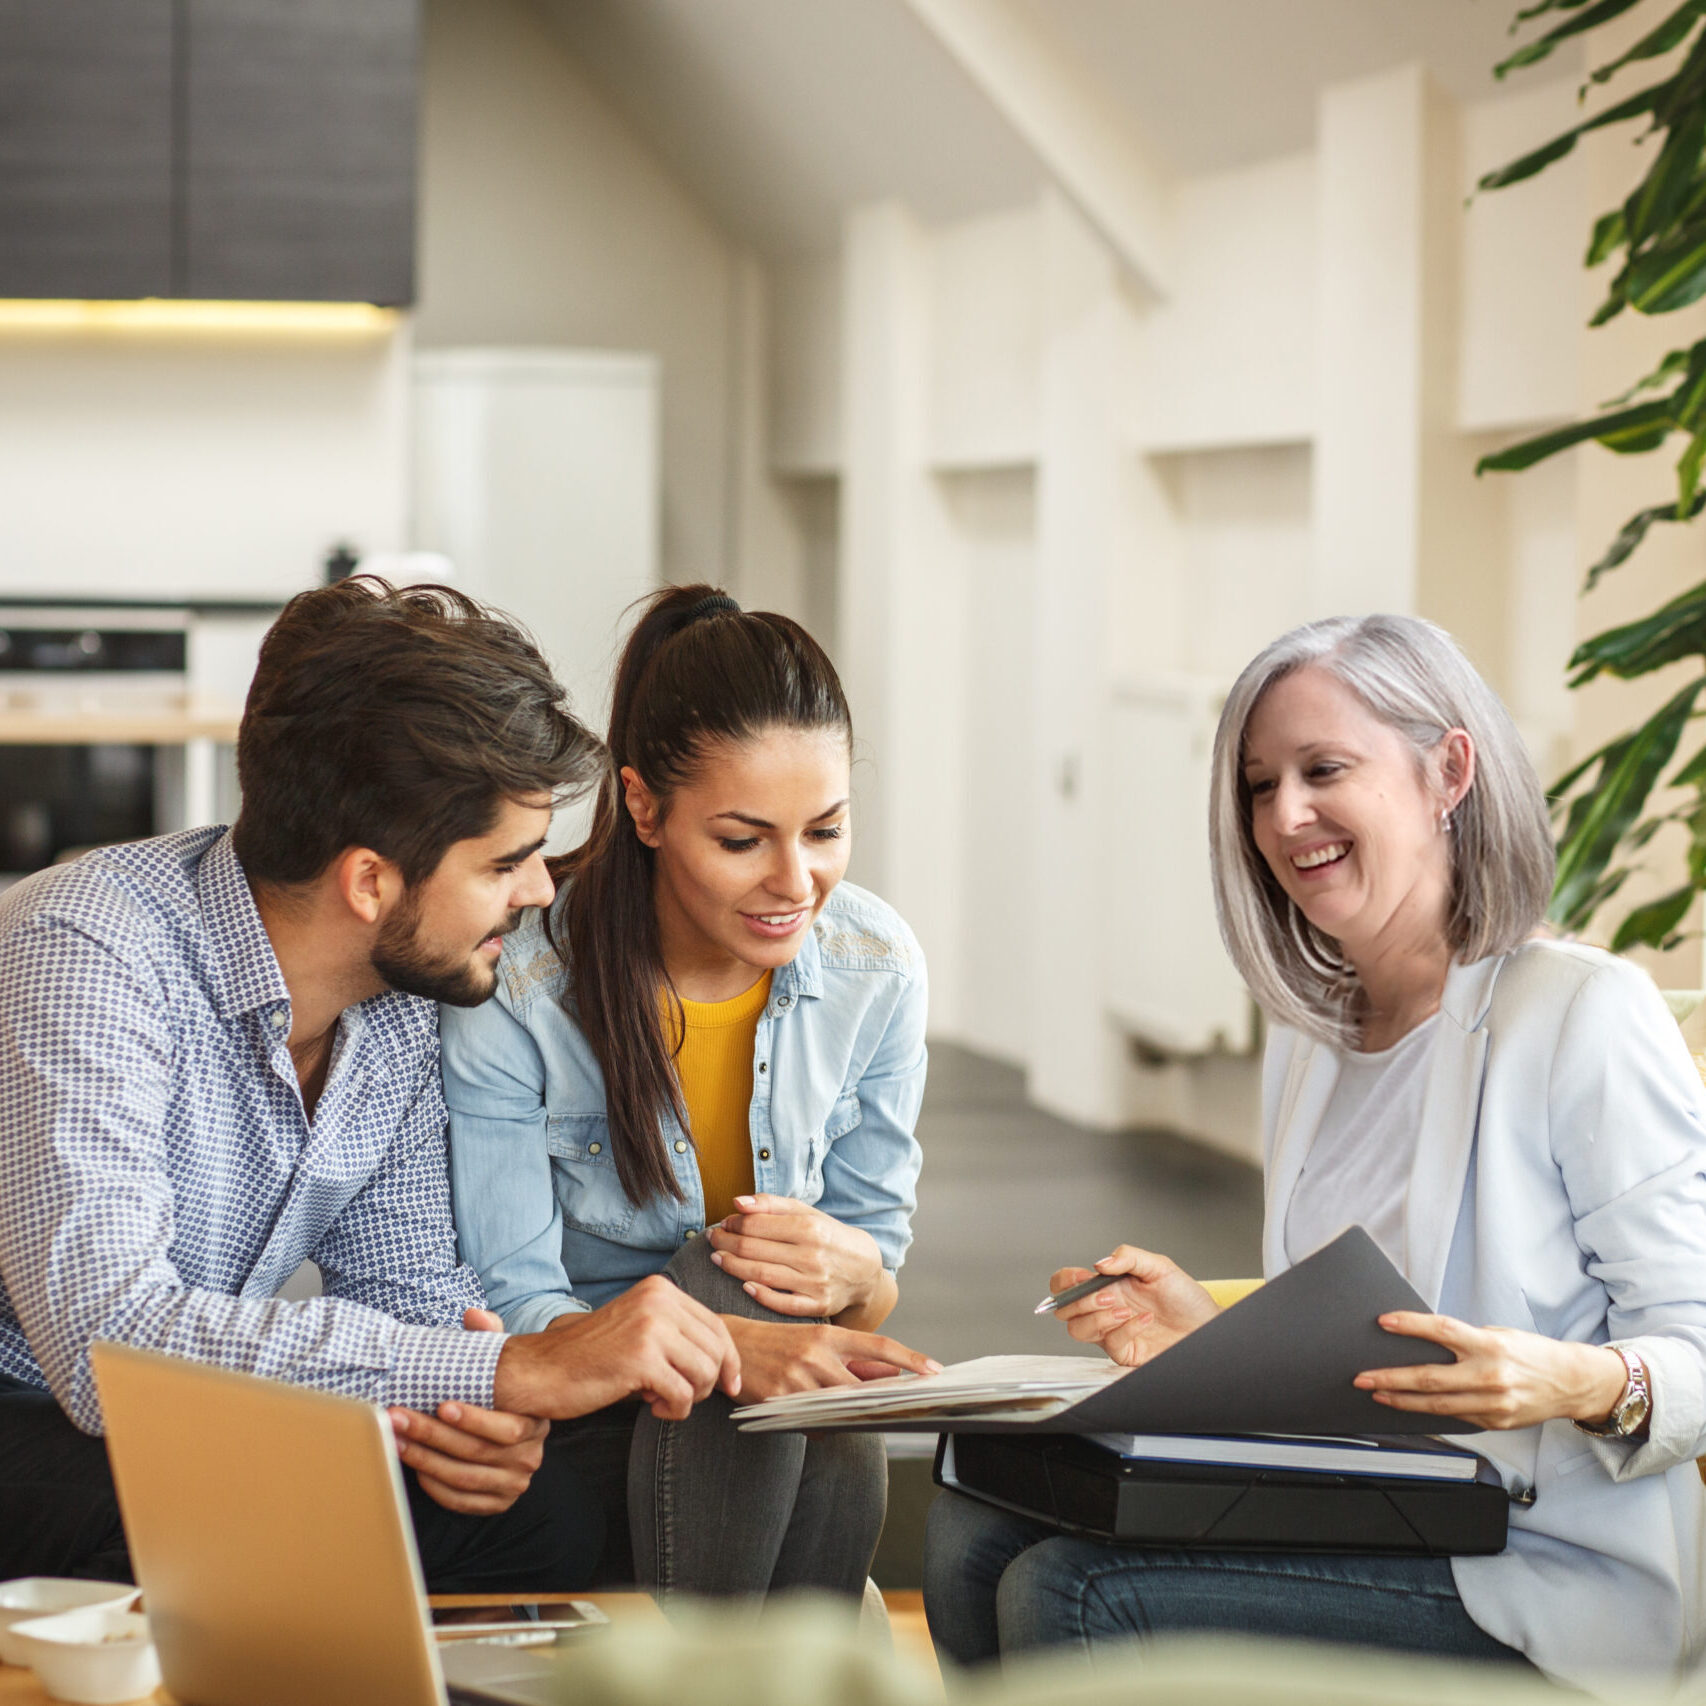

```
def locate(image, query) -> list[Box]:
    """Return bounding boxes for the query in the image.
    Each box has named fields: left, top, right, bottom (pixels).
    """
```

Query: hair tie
left=682, top=593, right=741, bottom=626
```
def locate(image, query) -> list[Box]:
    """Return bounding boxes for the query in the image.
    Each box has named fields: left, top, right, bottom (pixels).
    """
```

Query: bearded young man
left=0, top=579, right=740, bottom=1590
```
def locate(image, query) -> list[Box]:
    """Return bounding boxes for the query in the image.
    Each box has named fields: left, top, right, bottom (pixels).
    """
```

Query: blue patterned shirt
left=0, top=827, right=503, bottom=1434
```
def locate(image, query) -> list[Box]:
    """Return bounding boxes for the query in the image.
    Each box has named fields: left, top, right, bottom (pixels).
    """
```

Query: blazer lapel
left=1262, top=1037, right=1342, bottom=1277
left=1402, top=954, right=1504, bottom=1308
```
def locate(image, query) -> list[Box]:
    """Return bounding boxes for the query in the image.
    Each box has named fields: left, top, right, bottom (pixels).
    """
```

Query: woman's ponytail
left=549, top=584, right=850, bottom=1207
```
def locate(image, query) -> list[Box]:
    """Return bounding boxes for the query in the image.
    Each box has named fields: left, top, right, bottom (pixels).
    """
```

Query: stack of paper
left=733, top=1354, right=1124, bottom=1432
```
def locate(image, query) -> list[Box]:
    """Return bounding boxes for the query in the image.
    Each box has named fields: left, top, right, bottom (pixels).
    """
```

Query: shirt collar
left=774, top=916, right=824, bottom=1002
left=196, top=830, right=292, bottom=1021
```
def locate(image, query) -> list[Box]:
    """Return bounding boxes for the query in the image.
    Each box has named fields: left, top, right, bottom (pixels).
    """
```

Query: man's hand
left=723, top=1315, right=941, bottom=1403
left=707, top=1195, right=884, bottom=1320
left=391, top=1306, right=546, bottom=1516
left=1050, top=1245, right=1221, bottom=1368
left=494, top=1274, right=741, bottom=1422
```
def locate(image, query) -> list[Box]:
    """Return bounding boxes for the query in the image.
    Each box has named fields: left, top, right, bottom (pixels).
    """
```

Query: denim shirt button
left=673, top=1139, right=688, bottom=1153
left=758, top=1147, right=771, bottom=1161
left=757, top=1062, right=768, bottom=1075
left=775, top=995, right=792, bottom=1010
left=684, top=1228, right=698, bottom=1239
left=588, top=1142, right=601, bottom=1155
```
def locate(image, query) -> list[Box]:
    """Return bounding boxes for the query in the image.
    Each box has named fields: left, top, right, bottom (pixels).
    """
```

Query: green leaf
left=1477, top=399, right=1674, bottom=474
left=1551, top=678, right=1706, bottom=924
left=1672, top=353, right=1706, bottom=426
left=1515, top=0, right=1601, bottom=21
left=1587, top=207, right=1629, bottom=266
left=1609, top=882, right=1698, bottom=949
left=1497, top=0, right=1646, bottom=77
left=1590, top=287, right=1631, bottom=325
left=1623, top=109, right=1706, bottom=247
left=1568, top=582, right=1706, bottom=681
left=1550, top=736, right=1621, bottom=805
left=1552, top=865, right=1634, bottom=934
left=1626, top=229, right=1706, bottom=313
left=1680, top=427, right=1706, bottom=509
left=1588, top=0, right=1706, bottom=88
left=1476, top=85, right=1662, bottom=192
left=1625, top=809, right=1687, bottom=848
left=1667, top=730, right=1706, bottom=786
left=1583, top=491, right=1706, bottom=588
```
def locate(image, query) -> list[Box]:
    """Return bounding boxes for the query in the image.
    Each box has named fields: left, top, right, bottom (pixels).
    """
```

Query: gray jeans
left=628, top=1234, right=888, bottom=1604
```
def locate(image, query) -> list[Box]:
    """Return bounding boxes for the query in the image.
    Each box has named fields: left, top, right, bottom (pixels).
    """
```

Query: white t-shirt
left=1284, top=1013, right=1440, bottom=1275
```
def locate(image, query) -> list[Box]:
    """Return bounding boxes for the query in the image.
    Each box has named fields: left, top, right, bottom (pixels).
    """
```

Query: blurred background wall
left=0, top=0, right=1694, bottom=1160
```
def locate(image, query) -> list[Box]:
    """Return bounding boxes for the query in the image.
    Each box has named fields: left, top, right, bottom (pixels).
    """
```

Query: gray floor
left=881, top=1041, right=1265, bottom=1367
left=869, top=1040, right=1265, bottom=1588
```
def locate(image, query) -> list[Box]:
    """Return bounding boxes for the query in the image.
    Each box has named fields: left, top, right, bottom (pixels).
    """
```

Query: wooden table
left=0, top=1593, right=663, bottom=1705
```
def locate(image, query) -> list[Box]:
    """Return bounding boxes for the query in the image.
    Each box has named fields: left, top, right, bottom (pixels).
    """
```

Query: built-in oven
left=0, top=602, right=272, bottom=887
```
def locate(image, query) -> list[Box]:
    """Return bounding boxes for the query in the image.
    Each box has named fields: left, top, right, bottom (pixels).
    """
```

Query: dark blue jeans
left=923, top=1489, right=1533, bottom=1670
left=0, top=1370, right=602, bottom=1593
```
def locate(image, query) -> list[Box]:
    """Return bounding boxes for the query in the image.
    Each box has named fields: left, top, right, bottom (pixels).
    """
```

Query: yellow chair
left=1202, top=1277, right=1263, bottom=1309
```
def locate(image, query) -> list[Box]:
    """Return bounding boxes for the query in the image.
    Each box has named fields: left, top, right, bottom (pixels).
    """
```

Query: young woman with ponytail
left=439, top=585, right=935, bottom=1602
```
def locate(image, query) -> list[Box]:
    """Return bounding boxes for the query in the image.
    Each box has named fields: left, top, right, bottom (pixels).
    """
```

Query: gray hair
left=1208, top=614, right=1554, bottom=1047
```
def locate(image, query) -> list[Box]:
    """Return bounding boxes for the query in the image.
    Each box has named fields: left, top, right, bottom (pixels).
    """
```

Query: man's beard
left=371, top=895, right=521, bottom=1008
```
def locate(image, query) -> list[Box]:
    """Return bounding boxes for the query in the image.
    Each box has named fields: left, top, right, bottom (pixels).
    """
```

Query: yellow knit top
left=673, top=971, right=771, bottom=1225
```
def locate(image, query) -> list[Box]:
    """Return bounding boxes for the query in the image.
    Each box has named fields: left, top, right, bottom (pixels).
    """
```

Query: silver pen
left=1033, top=1272, right=1112, bottom=1315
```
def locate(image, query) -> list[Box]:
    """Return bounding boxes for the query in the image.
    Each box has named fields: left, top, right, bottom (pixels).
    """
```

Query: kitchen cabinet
left=182, top=0, right=417, bottom=303
left=0, top=0, right=417, bottom=304
left=0, top=1, right=174, bottom=299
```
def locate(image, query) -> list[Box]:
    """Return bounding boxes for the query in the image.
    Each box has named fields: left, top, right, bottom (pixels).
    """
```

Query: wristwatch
left=1574, top=1343, right=1651, bottom=1439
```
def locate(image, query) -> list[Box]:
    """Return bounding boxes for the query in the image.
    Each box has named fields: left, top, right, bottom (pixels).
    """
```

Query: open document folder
left=734, top=1226, right=1471, bottom=1438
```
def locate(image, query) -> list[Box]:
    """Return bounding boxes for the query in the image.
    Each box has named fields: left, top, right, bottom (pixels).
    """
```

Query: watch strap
left=1574, top=1343, right=1650, bottom=1439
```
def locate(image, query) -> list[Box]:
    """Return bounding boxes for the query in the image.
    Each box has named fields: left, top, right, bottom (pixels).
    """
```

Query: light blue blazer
left=1263, top=940, right=1706, bottom=1690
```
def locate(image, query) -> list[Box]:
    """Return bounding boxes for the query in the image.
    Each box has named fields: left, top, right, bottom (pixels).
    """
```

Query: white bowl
left=8, top=1609, right=160, bottom=1704
left=0, top=1582, right=139, bottom=1667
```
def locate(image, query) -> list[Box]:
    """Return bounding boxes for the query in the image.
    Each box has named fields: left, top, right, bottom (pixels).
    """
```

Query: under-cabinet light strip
left=0, top=300, right=398, bottom=334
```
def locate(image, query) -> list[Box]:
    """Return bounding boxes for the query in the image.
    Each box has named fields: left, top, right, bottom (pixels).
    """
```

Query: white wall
left=414, top=0, right=741, bottom=594
left=1132, top=151, right=1316, bottom=453
left=0, top=326, right=408, bottom=600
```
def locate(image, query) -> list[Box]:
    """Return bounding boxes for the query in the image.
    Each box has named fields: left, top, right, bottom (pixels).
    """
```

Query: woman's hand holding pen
left=708, top=1193, right=886, bottom=1321
left=1050, top=1245, right=1222, bottom=1367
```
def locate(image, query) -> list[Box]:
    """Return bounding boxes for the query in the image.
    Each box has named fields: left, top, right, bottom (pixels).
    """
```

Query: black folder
left=879, top=1227, right=1474, bottom=1438
left=934, top=1431, right=1510, bottom=1554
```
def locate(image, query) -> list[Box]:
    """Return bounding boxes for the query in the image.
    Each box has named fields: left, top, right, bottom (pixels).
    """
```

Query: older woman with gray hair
left=924, top=614, right=1706, bottom=1691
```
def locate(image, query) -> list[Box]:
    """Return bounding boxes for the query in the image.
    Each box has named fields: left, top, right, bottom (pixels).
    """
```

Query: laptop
left=90, top=1341, right=598, bottom=1706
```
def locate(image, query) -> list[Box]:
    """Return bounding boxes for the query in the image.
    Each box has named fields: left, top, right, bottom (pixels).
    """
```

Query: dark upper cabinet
left=182, top=0, right=417, bottom=304
left=0, top=0, right=417, bottom=304
left=0, top=1, right=174, bottom=298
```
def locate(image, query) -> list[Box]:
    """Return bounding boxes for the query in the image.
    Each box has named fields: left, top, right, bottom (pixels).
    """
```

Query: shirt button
left=269, top=1010, right=288, bottom=1031
left=685, top=1228, right=698, bottom=1239
left=757, top=1062, right=768, bottom=1075
left=674, top=1139, right=688, bottom=1153
left=775, top=995, right=792, bottom=1011
left=588, top=1142, right=602, bottom=1155
left=758, top=1148, right=771, bottom=1161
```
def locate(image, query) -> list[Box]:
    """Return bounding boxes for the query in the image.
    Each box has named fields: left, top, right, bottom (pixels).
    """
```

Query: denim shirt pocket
left=545, top=1113, right=638, bottom=1239
left=798, top=1091, right=862, bottom=1197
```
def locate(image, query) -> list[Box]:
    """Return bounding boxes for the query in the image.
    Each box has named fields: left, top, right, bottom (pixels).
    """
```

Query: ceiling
left=541, top=0, right=1586, bottom=258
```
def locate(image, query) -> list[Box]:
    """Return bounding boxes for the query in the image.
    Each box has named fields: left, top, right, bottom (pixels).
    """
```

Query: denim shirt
left=439, top=882, right=927, bottom=1333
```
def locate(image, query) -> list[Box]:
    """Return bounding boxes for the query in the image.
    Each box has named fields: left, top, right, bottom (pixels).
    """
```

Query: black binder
left=934, top=1432, right=1510, bottom=1555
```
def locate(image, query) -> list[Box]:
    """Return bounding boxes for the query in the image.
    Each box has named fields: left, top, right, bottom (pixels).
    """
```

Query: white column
left=1024, top=191, right=1133, bottom=1125
left=1313, top=66, right=1463, bottom=622
left=836, top=202, right=965, bottom=1023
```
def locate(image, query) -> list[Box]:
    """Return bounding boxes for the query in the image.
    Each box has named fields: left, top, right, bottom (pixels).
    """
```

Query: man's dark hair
left=233, top=577, right=602, bottom=888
